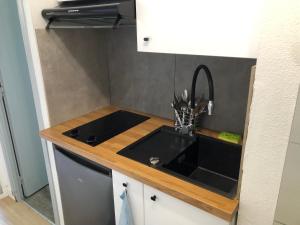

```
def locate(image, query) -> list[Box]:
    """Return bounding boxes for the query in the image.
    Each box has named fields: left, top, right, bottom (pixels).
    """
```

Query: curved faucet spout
left=190, top=64, right=214, bottom=115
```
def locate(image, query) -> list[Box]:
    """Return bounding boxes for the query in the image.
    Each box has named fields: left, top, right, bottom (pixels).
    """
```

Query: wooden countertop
left=40, top=106, right=239, bottom=221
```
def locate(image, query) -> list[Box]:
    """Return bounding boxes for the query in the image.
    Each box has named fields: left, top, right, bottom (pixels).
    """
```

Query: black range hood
left=42, top=0, right=135, bottom=29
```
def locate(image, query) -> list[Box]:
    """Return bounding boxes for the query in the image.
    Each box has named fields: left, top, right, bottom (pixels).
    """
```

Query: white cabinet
left=112, top=170, right=235, bottom=225
left=144, top=184, right=230, bottom=225
left=112, top=171, right=144, bottom=225
left=136, top=0, right=264, bottom=58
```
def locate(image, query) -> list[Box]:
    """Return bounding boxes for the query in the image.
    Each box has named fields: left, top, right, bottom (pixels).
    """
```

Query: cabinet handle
left=143, top=37, right=150, bottom=42
left=150, top=195, right=157, bottom=201
left=122, top=183, right=128, bottom=187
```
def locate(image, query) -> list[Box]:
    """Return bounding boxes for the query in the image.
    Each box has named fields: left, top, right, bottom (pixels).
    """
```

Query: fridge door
left=54, top=145, right=115, bottom=225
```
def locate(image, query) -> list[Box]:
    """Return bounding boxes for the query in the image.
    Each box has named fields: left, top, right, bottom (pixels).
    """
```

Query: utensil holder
left=173, top=106, right=205, bottom=133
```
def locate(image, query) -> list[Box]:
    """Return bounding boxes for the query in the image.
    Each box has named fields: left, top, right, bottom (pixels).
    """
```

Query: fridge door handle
left=54, top=145, right=112, bottom=177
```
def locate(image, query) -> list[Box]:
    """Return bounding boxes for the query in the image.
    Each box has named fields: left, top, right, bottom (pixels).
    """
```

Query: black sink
left=162, top=134, right=242, bottom=198
left=118, top=126, right=197, bottom=166
left=117, top=126, right=242, bottom=199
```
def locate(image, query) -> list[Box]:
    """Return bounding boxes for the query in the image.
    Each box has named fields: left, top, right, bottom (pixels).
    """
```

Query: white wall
left=238, top=0, right=300, bottom=224
left=274, top=87, right=300, bottom=225
left=18, top=1, right=65, bottom=224
left=28, top=0, right=57, bottom=29
left=0, top=141, right=12, bottom=199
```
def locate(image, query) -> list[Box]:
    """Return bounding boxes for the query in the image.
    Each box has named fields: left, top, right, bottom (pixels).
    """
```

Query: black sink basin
left=162, top=134, right=242, bottom=198
left=117, top=126, right=196, bottom=166
left=117, top=126, right=242, bottom=199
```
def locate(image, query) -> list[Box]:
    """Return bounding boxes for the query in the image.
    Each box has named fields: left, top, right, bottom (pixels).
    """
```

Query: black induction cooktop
left=63, top=110, right=150, bottom=146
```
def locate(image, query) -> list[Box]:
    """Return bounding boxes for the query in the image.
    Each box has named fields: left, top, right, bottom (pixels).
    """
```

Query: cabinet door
left=112, top=171, right=144, bottom=225
left=144, top=185, right=231, bottom=225
left=136, top=0, right=263, bottom=58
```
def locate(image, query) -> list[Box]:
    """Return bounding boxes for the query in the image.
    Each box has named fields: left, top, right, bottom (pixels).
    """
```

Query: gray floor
left=25, top=185, right=54, bottom=222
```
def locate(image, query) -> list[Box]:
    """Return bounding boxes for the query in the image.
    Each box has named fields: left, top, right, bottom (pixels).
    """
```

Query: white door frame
left=0, top=80, right=17, bottom=200
left=0, top=139, right=12, bottom=200
left=0, top=77, right=23, bottom=201
left=0, top=140, right=12, bottom=200
left=15, top=0, right=64, bottom=224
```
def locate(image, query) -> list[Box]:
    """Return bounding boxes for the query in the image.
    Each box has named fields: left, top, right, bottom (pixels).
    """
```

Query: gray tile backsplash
left=107, top=28, right=175, bottom=118
left=107, top=28, right=256, bottom=134
left=174, top=55, right=256, bottom=134
left=36, top=27, right=255, bottom=134
left=36, top=29, right=110, bottom=125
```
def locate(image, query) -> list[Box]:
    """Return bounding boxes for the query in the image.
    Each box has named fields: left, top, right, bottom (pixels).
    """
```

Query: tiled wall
left=36, top=28, right=256, bottom=134
left=36, top=29, right=110, bottom=125
left=107, top=29, right=175, bottom=119
left=107, top=28, right=256, bottom=134
left=274, top=87, right=300, bottom=225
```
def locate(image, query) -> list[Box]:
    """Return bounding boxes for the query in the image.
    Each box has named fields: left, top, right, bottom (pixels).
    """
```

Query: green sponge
left=218, top=132, right=241, bottom=144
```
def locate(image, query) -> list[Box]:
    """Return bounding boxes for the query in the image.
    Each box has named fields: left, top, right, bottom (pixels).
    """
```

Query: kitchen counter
left=40, top=106, right=239, bottom=221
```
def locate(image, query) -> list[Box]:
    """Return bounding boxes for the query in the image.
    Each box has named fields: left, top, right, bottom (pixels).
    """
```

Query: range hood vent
left=42, top=0, right=135, bottom=29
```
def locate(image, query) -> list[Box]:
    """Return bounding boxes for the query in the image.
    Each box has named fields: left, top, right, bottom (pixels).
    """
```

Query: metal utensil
left=181, top=89, right=189, bottom=103
left=173, top=93, right=180, bottom=110
left=174, top=109, right=183, bottom=127
left=174, top=92, right=180, bottom=103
